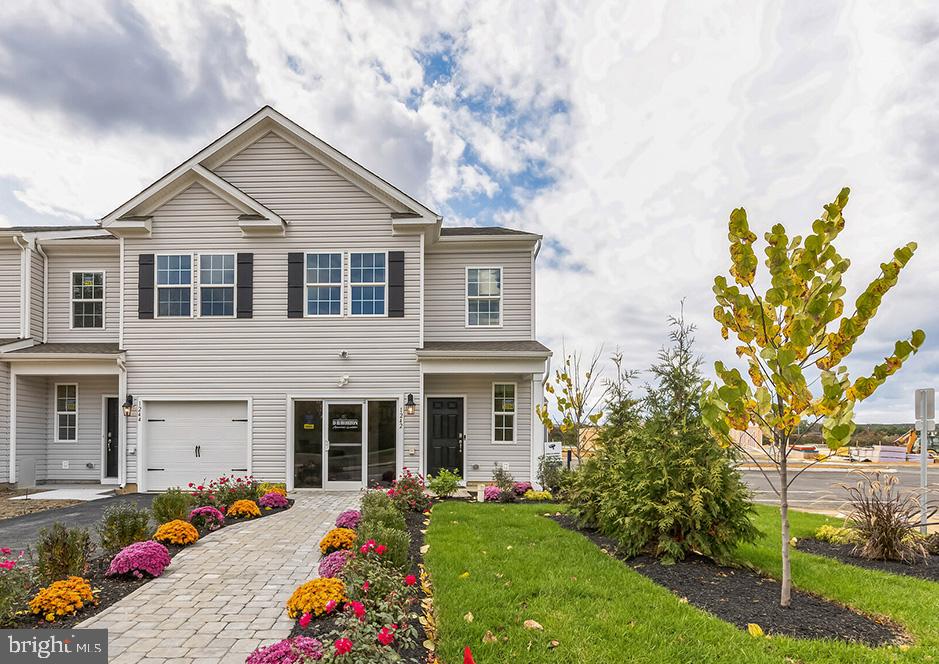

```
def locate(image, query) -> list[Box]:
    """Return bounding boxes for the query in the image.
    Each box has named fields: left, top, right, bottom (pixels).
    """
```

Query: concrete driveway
left=0, top=492, right=155, bottom=552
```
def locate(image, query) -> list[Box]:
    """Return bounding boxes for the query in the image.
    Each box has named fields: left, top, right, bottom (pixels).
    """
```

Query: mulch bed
left=550, top=513, right=905, bottom=647
left=289, top=505, right=433, bottom=662
left=11, top=500, right=294, bottom=630
left=797, top=538, right=939, bottom=582
left=0, top=488, right=82, bottom=520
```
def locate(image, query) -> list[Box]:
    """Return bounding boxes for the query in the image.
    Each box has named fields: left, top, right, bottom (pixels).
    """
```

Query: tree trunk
left=779, top=443, right=792, bottom=608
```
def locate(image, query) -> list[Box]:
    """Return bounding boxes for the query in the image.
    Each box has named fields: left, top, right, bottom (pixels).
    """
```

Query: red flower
left=351, top=601, right=366, bottom=620
left=359, top=544, right=369, bottom=554
left=464, top=646, right=476, bottom=664
left=404, top=575, right=417, bottom=586
left=334, top=638, right=353, bottom=655
left=298, top=612, right=311, bottom=628
left=377, top=627, right=394, bottom=646
left=325, top=600, right=338, bottom=613
left=375, top=544, right=386, bottom=555
left=362, top=581, right=370, bottom=593
left=196, top=485, right=204, bottom=491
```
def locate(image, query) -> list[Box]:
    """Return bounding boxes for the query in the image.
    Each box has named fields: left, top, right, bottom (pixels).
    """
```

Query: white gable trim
left=99, top=106, right=439, bottom=228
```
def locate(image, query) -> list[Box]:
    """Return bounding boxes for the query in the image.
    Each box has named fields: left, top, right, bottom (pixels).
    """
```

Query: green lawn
left=424, top=502, right=938, bottom=664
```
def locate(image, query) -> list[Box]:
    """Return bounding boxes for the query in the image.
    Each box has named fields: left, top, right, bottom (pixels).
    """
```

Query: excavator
left=896, top=429, right=938, bottom=457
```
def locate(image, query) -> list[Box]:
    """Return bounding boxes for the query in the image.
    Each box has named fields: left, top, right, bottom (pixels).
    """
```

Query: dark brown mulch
left=289, top=506, right=432, bottom=662
left=11, top=501, right=294, bottom=630
left=551, top=514, right=905, bottom=647
left=797, top=538, right=939, bottom=582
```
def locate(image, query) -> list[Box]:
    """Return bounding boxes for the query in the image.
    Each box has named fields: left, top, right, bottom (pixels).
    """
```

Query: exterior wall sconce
left=122, top=394, right=135, bottom=417
left=405, top=393, right=416, bottom=415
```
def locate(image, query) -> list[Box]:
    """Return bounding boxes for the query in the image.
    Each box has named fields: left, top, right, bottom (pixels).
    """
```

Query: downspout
left=35, top=241, right=48, bottom=343
left=12, top=235, right=28, bottom=339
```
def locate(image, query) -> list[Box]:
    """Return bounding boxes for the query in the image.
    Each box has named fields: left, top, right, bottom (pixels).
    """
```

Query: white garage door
left=144, top=400, right=249, bottom=491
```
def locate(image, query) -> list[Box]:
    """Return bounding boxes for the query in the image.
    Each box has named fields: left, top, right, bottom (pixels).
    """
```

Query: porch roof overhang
left=417, top=340, right=551, bottom=375
left=1, top=343, right=124, bottom=374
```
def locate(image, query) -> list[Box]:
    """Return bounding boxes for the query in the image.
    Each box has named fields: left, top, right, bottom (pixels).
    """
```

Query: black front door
left=427, top=397, right=463, bottom=477
left=105, top=397, right=119, bottom=478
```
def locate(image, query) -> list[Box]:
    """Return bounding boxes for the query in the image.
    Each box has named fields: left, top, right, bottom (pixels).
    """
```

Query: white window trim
left=466, top=266, right=503, bottom=328
left=304, top=251, right=344, bottom=318
left=349, top=250, right=389, bottom=318
left=69, top=270, right=106, bottom=330
left=492, top=381, right=517, bottom=445
left=55, top=382, right=78, bottom=443
left=197, top=253, right=237, bottom=318
left=154, top=252, right=195, bottom=318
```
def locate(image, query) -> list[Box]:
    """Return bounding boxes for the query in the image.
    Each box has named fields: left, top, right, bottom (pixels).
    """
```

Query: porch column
left=118, top=363, right=127, bottom=488
left=9, top=368, right=15, bottom=484
left=530, top=372, right=545, bottom=488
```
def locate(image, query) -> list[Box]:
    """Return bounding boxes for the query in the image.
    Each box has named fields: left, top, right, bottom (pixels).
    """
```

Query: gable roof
left=440, top=226, right=540, bottom=238
left=100, top=106, right=440, bottom=234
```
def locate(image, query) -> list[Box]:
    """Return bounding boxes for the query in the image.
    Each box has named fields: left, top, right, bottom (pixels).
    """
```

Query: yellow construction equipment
left=896, top=429, right=918, bottom=454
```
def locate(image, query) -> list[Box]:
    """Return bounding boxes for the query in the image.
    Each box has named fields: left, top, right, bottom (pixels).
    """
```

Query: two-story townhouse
left=0, top=106, right=551, bottom=492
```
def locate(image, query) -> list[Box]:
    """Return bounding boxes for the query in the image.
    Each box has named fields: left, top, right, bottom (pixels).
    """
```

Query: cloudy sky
left=0, top=0, right=936, bottom=422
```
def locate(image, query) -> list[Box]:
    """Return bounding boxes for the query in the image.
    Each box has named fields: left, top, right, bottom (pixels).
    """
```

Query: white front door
left=144, top=400, right=249, bottom=491
left=324, top=401, right=365, bottom=491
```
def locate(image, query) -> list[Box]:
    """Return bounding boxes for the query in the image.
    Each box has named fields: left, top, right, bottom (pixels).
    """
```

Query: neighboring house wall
left=44, top=375, right=117, bottom=481
left=0, top=362, right=8, bottom=483
left=424, top=373, right=532, bottom=482
left=424, top=248, right=534, bottom=341
left=0, top=245, right=21, bottom=338
left=122, top=133, right=423, bottom=484
left=29, top=250, right=43, bottom=340
left=15, top=375, right=48, bottom=483
left=46, top=249, right=121, bottom=343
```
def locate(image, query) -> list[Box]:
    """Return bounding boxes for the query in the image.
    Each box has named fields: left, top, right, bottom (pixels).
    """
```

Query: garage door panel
left=145, top=401, right=249, bottom=491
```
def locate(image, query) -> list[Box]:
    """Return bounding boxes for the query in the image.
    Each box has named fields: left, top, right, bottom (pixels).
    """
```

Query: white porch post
left=530, top=372, right=544, bottom=487
left=9, top=368, right=16, bottom=484
left=118, top=361, right=127, bottom=488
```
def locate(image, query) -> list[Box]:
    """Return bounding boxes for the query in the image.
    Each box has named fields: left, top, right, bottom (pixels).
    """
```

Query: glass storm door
left=325, top=402, right=365, bottom=490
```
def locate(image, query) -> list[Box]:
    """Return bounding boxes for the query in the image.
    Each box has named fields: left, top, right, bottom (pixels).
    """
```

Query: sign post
left=915, top=388, right=935, bottom=534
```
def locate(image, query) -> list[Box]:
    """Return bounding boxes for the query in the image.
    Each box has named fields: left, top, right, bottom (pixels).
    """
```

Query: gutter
left=415, top=350, right=552, bottom=360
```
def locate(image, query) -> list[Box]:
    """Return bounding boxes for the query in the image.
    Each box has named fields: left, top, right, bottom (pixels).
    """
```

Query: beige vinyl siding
left=123, top=134, right=423, bottom=484
left=0, top=362, right=8, bottom=483
left=424, top=249, right=533, bottom=341
left=15, top=375, right=48, bottom=483
left=44, top=375, right=117, bottom=481
left=0, top=246, right=21, bottom=338
left=46, top=249, right=120, bottom=343
left=424, top=374, right=532, bottom=482
left=29, top=249, right=43, bottom=340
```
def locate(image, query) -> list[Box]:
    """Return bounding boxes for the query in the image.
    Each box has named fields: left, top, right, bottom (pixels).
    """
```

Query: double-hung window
left=56, top=384, right=77, bottom=442
left=156, top=254, right=192, bottom=317
left=350, top=252, right=386, bottom=315
left=200, top=254, right=235, bottom=316
left=306, top=253, right=342, bottom=316
left=493, top=383, right=516, bottom=443
left=467, top=267, right=502, bottom=326
left=71, top=272, right=104, bottom=328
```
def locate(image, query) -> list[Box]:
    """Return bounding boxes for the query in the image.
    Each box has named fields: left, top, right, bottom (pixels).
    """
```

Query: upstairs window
left=493, top=383, right=516, bottom=443
left=200, top=254, right=235, bottom=317
left=156, top=254, right=192, bottom=317
left=56, top=384, right=77, bottom=442
left=350, top=252, right=386, bottom=315
left=306, top=253, right=342, bottom=316
left=71, top=272, right=104, bottom=329
left=467, top=267, right=502, bottom=326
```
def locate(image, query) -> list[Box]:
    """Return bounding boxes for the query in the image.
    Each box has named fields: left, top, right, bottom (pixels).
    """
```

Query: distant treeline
left=795, top=422, right=913, bottom=447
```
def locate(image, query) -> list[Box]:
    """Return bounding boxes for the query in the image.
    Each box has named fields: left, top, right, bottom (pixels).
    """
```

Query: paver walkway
left=79, top=491, right=360, bottom=664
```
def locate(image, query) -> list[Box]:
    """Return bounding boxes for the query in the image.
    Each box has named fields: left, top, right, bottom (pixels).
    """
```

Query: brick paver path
left=79, top=491, right=360, bottom=664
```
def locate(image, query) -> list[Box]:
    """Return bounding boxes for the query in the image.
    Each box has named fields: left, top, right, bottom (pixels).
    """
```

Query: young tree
left=701, top=187, right=925, bottom=607
left=537, top=346, right=607, bottom=464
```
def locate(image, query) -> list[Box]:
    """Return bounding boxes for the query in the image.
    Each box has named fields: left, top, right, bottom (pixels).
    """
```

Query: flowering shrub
left=246, top=636, right=324, bottom=663
left=483, top=486, right=502, bottom=502
left=512, top=481, right=533, bottom=496
left=523, top=489, right=553, bottom=501
left=188, top=506, right=225, bottom=531
left=317, top=594, right=419, bottom=662
left=227, top=500, right=262, bottom=519
left=153, top=520, right=200, bottom=546
left=106, top=541, right=171, bottom=579
left=259, top=492, right=289, bottom=509
left=0, top=549, right=30, bottom=627
left=320, top=528, right=357, bottom=555
left=189, top=474, right=259, bottom=509
left=335, top=510, right=362, bottom=530
left=318, top=550, right=352, bottom=578
left=387, top=468, right=432, bottom=513
left=258, top=482, right=288, bottom=498
left=29, top=576, right=97, bottom=622
left=286, top=577, right=346, bottom=618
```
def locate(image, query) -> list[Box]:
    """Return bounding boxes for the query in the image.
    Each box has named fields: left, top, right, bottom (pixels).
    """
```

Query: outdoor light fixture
left=405, top=393, right=416, bottom=415
left=122, top=394, right=134, bottom=417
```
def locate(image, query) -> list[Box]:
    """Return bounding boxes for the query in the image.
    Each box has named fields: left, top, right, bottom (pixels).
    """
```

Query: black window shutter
left=388, top=251, right=405, bottom=318
left=236, top=253, right=254, bottom=319
left=138, top=254, right=154, bottom=319
left=287, top=252, right=304, bottom=318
